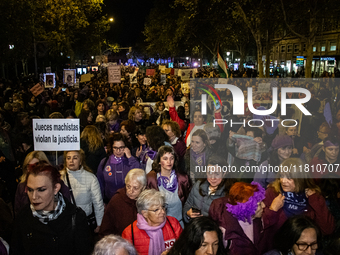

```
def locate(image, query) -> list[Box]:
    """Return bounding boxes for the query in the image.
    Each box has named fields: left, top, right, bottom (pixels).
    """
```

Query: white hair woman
left=122, top=189, right=182, bottom=255
left=93, top=235, right=137, bottom=255
left=99, top=169, right=147, bottom=237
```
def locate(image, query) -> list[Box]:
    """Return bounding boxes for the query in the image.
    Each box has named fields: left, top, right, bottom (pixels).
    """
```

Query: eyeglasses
left=295, top=242, right=318, bottom=251
left=147, top=205, right=167, bottom=214
left=113, top=146, right=126, bottom=151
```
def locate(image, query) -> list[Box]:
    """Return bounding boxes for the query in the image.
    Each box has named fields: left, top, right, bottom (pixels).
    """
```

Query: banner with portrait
left=44, top=73, right=55, bottom=88
left=63, top=69, right=76, bottom=86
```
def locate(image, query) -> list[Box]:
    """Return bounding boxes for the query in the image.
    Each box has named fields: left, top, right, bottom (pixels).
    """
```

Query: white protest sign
left=144, top=78, right=152, bottom=85
left=108, top=65, right=121, bottom=83
left=33, top=119, right=80, bottom=151
left=258, top=83, right=271, bottom=93
left=161, top=74, right=166, bottom=85
left=129, top=74, right=137, bottom=84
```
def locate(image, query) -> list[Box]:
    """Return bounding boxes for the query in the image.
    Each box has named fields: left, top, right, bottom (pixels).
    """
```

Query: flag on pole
left=217, top=47, right=230, bottom=78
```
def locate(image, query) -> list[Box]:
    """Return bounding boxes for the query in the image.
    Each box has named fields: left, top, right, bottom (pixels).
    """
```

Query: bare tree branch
left=280, top=0, right=307, bottom=41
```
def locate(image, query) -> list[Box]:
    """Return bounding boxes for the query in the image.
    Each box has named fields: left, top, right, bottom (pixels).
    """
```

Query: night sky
left=103, top=0, right=154, bottom=47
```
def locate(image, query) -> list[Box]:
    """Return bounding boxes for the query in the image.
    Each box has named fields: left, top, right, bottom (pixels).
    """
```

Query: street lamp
left=109, top=18, right=114, bottom=22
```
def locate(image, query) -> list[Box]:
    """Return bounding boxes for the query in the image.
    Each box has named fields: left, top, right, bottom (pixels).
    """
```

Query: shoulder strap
left=131, top=223, right=134, bottom=245
left=66, top=171, right=77, bottom=207
left=166, top=217, right=175, bottom=236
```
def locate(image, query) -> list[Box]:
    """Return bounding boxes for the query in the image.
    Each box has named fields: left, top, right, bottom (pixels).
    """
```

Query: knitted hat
left=271, top=135, right=293, bottom=150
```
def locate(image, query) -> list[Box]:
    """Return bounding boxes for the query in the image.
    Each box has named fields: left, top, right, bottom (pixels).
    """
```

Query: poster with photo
left=44, top=73, right=55, bottom=88
left=129, top=73, right=138, bottom=84
left=108, top=65, right=121, bottom=83
left=63, top=69, right=76, bottom=86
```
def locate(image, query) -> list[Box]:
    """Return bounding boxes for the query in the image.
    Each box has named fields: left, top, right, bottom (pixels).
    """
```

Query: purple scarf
left=136, top=213, right=167, bottom=255
left=191, top=150, right=206, bottom=166
left=157, top=170, right=178, bottom=193
left=141, top=147, right=157, bottom=164
left=110, top=155, right=124, bottom=165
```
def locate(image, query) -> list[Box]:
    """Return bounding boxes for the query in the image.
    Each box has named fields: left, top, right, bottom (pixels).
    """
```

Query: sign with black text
left=33, top=119, right=80, bottom=151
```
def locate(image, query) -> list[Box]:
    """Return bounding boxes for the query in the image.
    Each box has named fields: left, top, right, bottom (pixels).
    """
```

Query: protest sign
left=108, top=65, right=121, bottom=83
left=159, top=65, right=166, bottom=73
left=161, top=74, right=167, bottom=85
left=143, top=78, right=152, bottom=86
left=146, top=69, right=155, bottom=76
left=63, top=69, right=76, bottom=86
left=44, top=73, right=55, bottom=88
left=258, top=83, right=271, bottom=93
left=129, top=74, right=137, bottom=84
left=179, top=69, right=196, bottom=81
left=74, top=79, right=79, bottom=88
left=33, top=119, right=80, bottom=151
left=30, top=83, right=44, bottom=97
left=80, top=73, right=93, bottom=83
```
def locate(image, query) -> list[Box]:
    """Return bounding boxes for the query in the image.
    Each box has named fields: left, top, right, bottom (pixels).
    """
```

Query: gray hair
left=125, top=168, right=147, bottom=187
left=92, top=235, right=137, bottom=255
left=136, top=189, right=165, bottom=214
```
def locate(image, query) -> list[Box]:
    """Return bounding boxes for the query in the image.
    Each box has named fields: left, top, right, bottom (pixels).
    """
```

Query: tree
left=280, top=0, right=340, bottom=78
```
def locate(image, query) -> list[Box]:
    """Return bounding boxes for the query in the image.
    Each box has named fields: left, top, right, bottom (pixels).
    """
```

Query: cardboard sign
left=143, top=78, right=152, bottom=86
left=33, top=119, right=80, bottom=151
left=258, top=83, right=271, bottom=93
left=80, top=73, right=93, bottom=83
left=146, top=69, right=155, bottom=76
left=63, top=69, right=76, bottom=86
left=44, top=73, right=55, bottom=88
left=30, top=83, right=44, bottom=97
left=108, top=65, right=121, bottom=83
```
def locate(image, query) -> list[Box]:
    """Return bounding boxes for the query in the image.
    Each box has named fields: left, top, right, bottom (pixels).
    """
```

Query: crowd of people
left=1, top=64, right=340, bottom=254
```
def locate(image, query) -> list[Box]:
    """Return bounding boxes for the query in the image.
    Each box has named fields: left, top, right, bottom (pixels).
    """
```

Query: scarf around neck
left=157, top=170, right=178, bottom=193
left=136, top=213, right=167, bottom=255
left=191, top=150, right=206, bottom=166
left=31, top=192, right=66, bottom=224
left=282, top=189, right=308, bottom=218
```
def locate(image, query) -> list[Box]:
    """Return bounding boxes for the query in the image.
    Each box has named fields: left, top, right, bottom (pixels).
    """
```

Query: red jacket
left=146, top=170, right=192, bottom=206
left=122, top=216, right=182, bottom=255
left=262, top=186, right=335, bottom=249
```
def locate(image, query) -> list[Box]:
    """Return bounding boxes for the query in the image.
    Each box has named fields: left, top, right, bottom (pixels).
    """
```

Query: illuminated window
left=330, top=42, right=336, bottom=51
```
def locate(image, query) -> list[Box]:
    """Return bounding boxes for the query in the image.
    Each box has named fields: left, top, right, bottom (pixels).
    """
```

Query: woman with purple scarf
left=97, top=133, right=140, bottom=203
left=209, top=181, right=270, bottom=255
left=146, top=146, right=191, bottom=228
left=122, top=189, right=182, bottom=255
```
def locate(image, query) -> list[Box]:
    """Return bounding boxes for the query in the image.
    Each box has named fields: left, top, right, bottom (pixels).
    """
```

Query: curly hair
left=162, top=120, right=181, bottom=137
left=107, top=132, right=130, bottom=156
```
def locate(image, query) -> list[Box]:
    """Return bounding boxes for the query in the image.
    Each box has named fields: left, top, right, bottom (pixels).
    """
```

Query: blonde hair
left=105, top=109, right=119, bottom=121
left=128, top=106, right=142, bottom=121
left=80, top=125, right=103, bottom=152
left=269, top=158, right=321, bottom=193
left=20, top=151, right=50, bottom=183
left=60, top=149, right=93, bottom=178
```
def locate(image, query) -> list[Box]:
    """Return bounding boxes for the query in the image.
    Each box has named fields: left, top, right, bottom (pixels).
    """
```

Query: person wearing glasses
left=264, top=215, right=321, bottom=255
left=122, top=189, right=182, bottom=255
left=97, top=133, right=140, bottom=203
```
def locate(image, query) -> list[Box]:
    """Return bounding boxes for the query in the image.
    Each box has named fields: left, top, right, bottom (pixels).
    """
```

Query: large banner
left=33, top=119, right=80, bottom=151
left=108, top=65, right=121, bottom=83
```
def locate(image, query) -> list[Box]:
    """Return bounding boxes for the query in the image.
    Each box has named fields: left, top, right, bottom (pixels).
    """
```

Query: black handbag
left=66, top=172, right=97, bottom=231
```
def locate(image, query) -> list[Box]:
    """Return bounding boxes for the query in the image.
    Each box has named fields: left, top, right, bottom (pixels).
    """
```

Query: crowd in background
left=1, top=65, right=340, bottom=254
